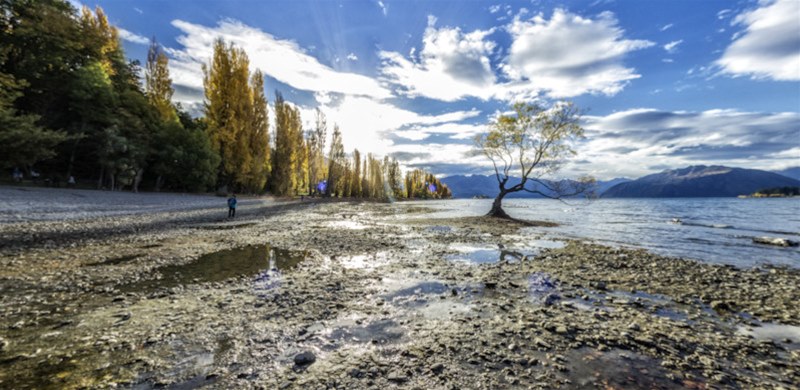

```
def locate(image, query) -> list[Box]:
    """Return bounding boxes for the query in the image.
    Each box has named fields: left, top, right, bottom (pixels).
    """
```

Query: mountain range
left=441, top=166, right=800, bottom=198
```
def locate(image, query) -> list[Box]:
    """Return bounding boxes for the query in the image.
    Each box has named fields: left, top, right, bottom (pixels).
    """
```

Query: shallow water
left=410, top=198, right=800, bottom=267
left=446, top=241, right=563, bottom=264
left=564, top=348, right=688, bottom=389
left=123, top=245, right=309, bottom=293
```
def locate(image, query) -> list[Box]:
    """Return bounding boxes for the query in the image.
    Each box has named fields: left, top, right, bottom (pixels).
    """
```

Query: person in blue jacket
left=227, top=194, right=237, bottom=218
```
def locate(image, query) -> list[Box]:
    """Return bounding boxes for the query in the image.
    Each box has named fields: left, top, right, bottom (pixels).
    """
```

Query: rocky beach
left=0, top=187, right=798, bottom=389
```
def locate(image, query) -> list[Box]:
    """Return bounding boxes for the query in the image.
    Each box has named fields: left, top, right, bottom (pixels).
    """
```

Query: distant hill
left=774, top=167, right=800, bottom=181
left=440, top=174, right=629, bottom=199
left=602, top=165, right=800, bottom=198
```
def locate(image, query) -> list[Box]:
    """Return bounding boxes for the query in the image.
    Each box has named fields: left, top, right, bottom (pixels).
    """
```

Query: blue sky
left=73, top=0, right=799, bottom=179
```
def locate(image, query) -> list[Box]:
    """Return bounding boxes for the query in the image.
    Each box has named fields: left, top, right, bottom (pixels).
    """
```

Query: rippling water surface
left=410, top=198, right=800, bottom=268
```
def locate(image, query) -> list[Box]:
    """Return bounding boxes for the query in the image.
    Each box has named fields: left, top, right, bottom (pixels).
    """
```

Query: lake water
left=408, top=198, right=800, bottom=268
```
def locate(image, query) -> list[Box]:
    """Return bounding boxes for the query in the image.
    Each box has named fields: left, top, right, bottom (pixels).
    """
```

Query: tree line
left=0, top=0, right=450, bottom=200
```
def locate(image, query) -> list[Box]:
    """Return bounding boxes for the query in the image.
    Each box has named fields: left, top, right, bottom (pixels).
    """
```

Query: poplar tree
left=246, top=70, right=270, bottom=192
left=326, top=125, right=345, bottom=197
left=352, top=149, right=362, bottom=197
left=307, top=109, right=327, bottom=194
left=272, top=92, right=296, bottom=196
left=145, top=38, right=177, bottom=123
left=203, top=38, right=255, bottom=191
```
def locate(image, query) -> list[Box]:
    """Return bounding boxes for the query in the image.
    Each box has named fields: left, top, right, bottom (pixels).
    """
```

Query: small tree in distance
left=474, top=101, right=595, bottom=219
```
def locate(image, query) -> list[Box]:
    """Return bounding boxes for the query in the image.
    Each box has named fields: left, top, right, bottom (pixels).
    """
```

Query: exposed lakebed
left=0, top=196, right=798, bottom=389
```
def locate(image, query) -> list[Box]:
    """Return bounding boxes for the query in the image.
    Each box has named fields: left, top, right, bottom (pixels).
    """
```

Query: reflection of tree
left=498, top=245, right=525, bottom=262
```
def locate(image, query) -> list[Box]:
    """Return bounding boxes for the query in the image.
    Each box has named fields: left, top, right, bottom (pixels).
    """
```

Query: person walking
left=227, top=194, right=237, bottom=218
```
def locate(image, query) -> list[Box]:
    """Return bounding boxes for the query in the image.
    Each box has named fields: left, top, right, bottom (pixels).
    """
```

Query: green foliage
left=0, top=1, right=452, bottom=198
left=753, top=187, right=800, bottom=197
left=475, top=101, right=591, bottom=216
left=0, top=72, right=68, bottom=168
left=152, top=118, right=220, bottom=192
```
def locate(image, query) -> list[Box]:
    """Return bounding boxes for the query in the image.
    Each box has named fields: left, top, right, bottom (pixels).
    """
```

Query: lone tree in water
left=474, top=101, right=594, bottom=219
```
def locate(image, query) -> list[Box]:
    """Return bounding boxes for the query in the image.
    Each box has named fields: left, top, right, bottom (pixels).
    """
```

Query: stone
left=387, top=371, right=408, bottom=383
left=294, top=351, right=316, bottom=366
left=752, top=237, right=799, bottom=247
left=555, top=326, right=568, bottom=334
left=710, top=301, right=730, bottom=312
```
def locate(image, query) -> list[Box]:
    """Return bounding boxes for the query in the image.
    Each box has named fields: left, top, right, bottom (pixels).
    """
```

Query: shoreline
left=0, top=198, right=798, bottom=389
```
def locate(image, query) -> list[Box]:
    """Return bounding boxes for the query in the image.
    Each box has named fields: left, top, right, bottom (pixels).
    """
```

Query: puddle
left=426, top=225, right=454, bottom=233
left=123, top=245, right=308, bottom=293
left=737, top=322, right=800, bottom=349
left=446, top=240, right=564, bottom=264
left=562, top=288, right=691, bottom=321
left=528, top=272, right=560, bottom=305
left=383, top=281, right=449, bottom=302
left=564, top=348, right=688, bottom=389
left=446, top=243, right=529, bottom=264
left=88, top=253, right=142, bottom=266
left=326, top=220, right=369, bottom=230
left=132, top=337, right=231, bottom=389
left=337, top=252, right=390, bottom=270
left=374, top=276, right=479, bottom=320
left=326, top=319, right=405, bottom=346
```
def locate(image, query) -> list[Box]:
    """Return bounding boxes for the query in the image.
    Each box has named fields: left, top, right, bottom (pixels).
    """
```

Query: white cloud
left=395, top=122, right=485, bottom=141
left=574, top=108, right=800, bottom=179
left=379, top=16, right=497, bottom=102
left=489, top=4, right=502, bottom=14
left=716, top=0, right=800, bottom=81
left=379, top=9, right=653, bottom=102
left=503, top=10, right=655, bottom=98
left=663, top=39, right=682, bottom=53
left=346, top=52, right=358, bottom=61
left=167, top=19, right=392, bottom=98
left=134, top=7, right=143, bottom=14
left=377, top=1, right=388, bottom=16
left=315, top=96, right=481, bottom=156
left=118, top=28, right=149, bottom=45
left=660, top=23, right=673, bottom=31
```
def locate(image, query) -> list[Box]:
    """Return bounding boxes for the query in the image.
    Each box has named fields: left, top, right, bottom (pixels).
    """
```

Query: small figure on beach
left=12, top=167, right=22, bottom=182
left=67, top=176, right=76, bottom=188
left=227, top=194, right=237, bottom=218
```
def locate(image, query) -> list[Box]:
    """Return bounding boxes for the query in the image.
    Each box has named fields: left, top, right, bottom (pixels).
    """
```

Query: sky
left=72, top=0, right=799, bottom=180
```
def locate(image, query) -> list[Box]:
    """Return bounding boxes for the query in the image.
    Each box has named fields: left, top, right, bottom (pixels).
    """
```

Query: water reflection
left=123, top=245, right=308, bottom=293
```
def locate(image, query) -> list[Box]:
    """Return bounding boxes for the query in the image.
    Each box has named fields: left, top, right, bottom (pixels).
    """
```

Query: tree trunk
left=487, top=190, right=511, bottom=218
left=97, top=166, right=104, bottom=190
left=133, top=168, right=144, bottom=193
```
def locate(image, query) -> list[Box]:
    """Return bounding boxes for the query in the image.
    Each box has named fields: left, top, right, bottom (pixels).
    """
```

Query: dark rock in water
left=591, top=281, right=607, bottom=290
left=484, top=281, right=498, bottom=289
left=710, top=300, right=731, bottom=312
left=753, top=237, right=799, bottom=247
left=294, top=351, right=316, bottom=366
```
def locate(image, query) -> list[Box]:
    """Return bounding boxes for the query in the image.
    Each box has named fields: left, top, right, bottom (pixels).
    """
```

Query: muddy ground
left=0, top=196, right=798, bottom=389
